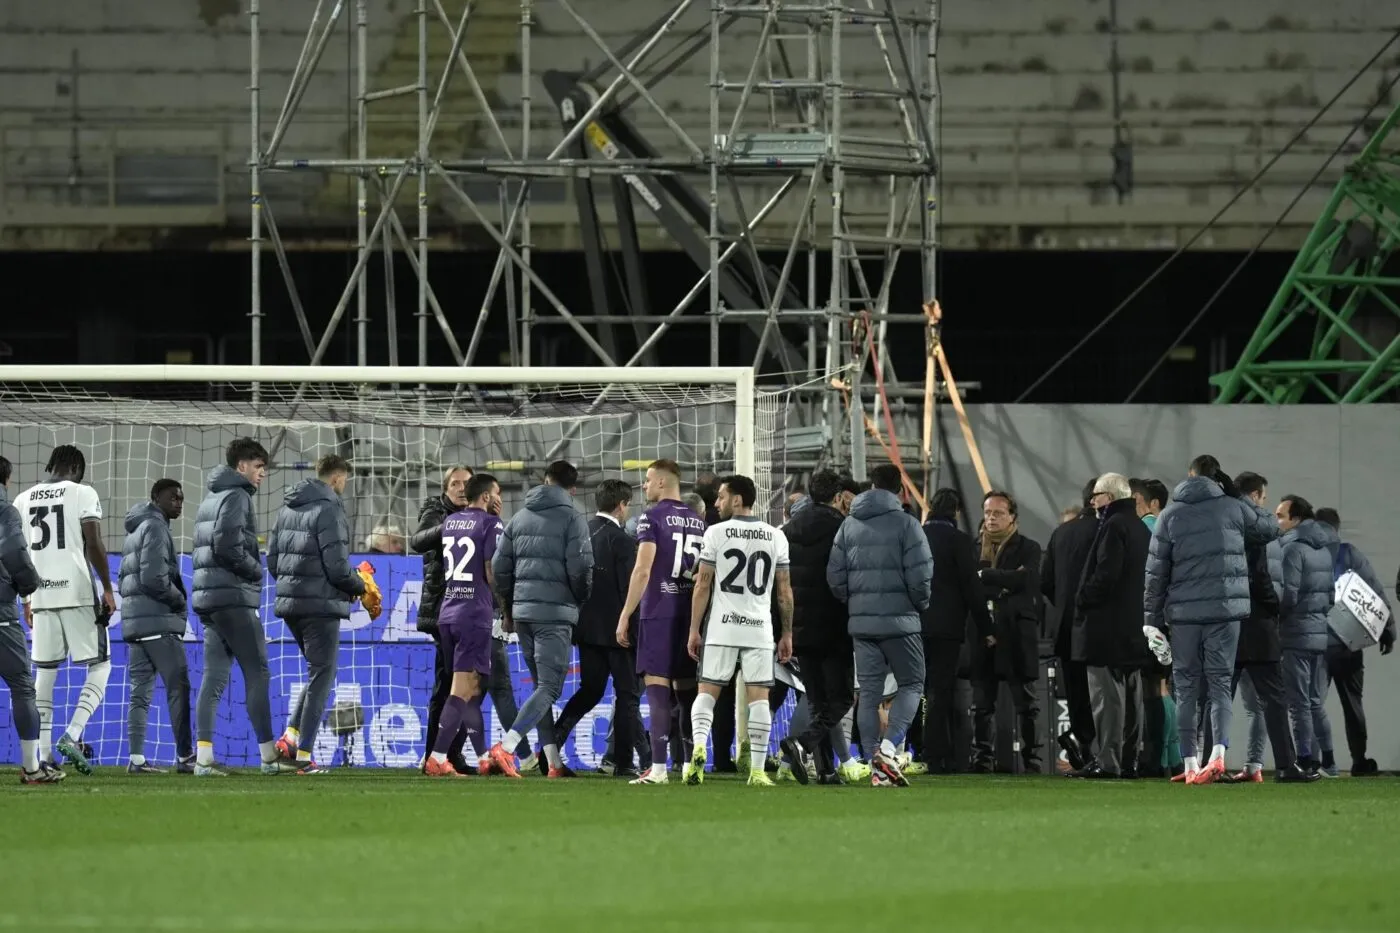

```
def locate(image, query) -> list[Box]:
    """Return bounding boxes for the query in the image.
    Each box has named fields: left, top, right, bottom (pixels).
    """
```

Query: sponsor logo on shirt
left=38, top=578, right=71, bottom=590
left=659, top=580, right=680, bottom=595
left=720, top=611, right=764, bottom=628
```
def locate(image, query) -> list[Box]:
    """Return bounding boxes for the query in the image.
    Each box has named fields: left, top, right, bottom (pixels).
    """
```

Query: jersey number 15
left=28, top=505, right=67, bottom=551
left=669, top=532, right=703, bottom=581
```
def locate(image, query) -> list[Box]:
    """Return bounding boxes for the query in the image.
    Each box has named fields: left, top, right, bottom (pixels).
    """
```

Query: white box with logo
left=1328, top=571, right=1390, bottom=652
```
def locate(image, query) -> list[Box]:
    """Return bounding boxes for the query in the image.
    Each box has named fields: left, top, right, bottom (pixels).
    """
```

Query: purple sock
left=462, top=696, right=487, bottom=757
left=434, top=696, right=468, bottom=756
left=646, top=684, right=672, bottom=768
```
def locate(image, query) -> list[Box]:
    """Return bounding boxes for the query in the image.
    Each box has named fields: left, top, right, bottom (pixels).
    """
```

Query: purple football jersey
left=438, top=507, right=503, bottom=629
left=635, top=499, right=708, bottom=620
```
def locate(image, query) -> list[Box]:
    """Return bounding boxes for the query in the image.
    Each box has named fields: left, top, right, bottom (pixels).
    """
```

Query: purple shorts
left=635, top=614, right=697, bottom=680
left=439, top=621, right=491, bottom=675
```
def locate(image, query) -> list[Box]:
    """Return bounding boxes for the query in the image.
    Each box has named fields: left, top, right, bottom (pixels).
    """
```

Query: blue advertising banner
left=0, top=556, right=647, bottom=769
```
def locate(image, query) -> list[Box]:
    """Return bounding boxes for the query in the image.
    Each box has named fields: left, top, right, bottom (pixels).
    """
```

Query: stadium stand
left=0, top=0, right=1393, bottom=221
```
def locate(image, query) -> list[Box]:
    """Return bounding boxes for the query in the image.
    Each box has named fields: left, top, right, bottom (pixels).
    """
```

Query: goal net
left=0, top=365, right=791, bottom=770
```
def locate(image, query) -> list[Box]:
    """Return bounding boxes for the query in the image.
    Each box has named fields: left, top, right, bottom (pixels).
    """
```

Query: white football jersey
left=11, top=480, right=102, bottom=610
left=699, top=515, right=789, bottom=649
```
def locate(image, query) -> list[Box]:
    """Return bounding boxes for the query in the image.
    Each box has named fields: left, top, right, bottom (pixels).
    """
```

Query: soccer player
left=683, top=474, right=793, bottom=787
left=616, top=458, right=708, bottom=785
left=119, top=479, right=194, bottom=773
left=192, top=438, right=299, bottom=775
left=13, top=445, right=115, bottom=775
left=266, top=455, right=370, bottom=773
left=425, top=472, right=505, bottom=777
left=1, top=456, right=62, bottom=784
left=487, top=460, right=593, bottom=778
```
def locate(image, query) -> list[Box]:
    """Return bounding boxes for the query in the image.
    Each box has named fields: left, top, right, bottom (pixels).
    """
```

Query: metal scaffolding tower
left=1212, top=103, right=1400, bottom=404
left=248, top=0, right=940, bottom=474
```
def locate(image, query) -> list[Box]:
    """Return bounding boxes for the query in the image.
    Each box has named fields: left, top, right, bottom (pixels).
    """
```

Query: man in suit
left=554, top=479, right=644, bottom=778
left=920, top=488, right=992, bottom=774
left=1040, top=478, right=1100, bottom=769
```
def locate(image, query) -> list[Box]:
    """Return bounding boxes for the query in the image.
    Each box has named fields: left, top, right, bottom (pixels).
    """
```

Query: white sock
left=690, top=692, right=716, bottom=757
left=1210, top=743, right=1226, bottom=763
left=20, top=739, right=39, bottom=773
left=879, top=738, right=897, bottom=759
left=284, top=726, right=301, bottom=745
left=196, top=741, right=215, bottom=766
left=35, top=666, right=57, bottom=762
left=129, top=754, right=147, bottom=766
left=746, top=701, right=771, bottom=773
left=543, top=744, right=563, bottom=770
left=66, top=660, right=110, bottom=741
left=259, top=740, right=278, bottom=764
left=502, top=729, right=522, bottom=752
left=1184, top=755, right=1200, bottom=773
left=648, top=762, right=667, bottom=778
left=1246, top=762, right=1262, bottom=775
left=430, top=751, right=448, bottom=763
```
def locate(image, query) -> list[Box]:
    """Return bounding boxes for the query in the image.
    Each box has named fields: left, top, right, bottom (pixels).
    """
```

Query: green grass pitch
left=3, top=768, right=1397, bottom=932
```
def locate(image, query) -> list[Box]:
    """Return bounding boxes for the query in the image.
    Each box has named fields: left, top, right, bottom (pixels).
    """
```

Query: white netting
left=0, top=374, right=770, bottom=769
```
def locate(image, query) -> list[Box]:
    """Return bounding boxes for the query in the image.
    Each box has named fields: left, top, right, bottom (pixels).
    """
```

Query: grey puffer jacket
left=192, top=466, right=264, bottom=614
left=1278, top=519, right=1337, bottom=653
left=118, top=502, right=187, bottom=641
left=1143, top=476, right=1279, bottom=631
left=826, top=489, right=933, bottom=639
left=0, top=484, right=40, bottom=626
left=492, top=483, right=593, bottom=625
left=266, top=479, right=365, bottom=620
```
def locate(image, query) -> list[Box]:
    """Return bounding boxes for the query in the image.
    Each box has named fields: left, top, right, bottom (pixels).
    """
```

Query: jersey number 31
left=28, top=505, right=67, bottom=551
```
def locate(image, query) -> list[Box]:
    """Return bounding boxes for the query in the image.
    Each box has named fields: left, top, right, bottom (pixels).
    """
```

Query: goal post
left=0, top=364, right=776, bottom=770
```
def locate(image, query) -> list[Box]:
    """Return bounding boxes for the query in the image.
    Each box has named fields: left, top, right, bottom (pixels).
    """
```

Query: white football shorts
left=30, top=606, right=107, bottom=666
left=700, top=643, right=774, bottom=687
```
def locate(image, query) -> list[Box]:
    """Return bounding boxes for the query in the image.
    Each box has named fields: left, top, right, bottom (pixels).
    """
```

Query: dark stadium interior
left=0, top=247, right=1303, bottom=403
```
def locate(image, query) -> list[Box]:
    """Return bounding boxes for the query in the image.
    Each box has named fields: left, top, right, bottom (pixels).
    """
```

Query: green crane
left=1211, top=102, right=1400, bottom=404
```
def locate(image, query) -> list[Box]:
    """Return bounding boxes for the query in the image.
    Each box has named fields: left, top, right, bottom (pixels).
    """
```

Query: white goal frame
left=0, top=364, right=758, bottom=479
left=2, top=362, right=763, bottom=766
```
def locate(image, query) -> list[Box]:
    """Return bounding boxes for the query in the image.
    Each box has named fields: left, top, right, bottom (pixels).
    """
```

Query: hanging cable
left=1124, top=67, right=1400, bottom=403
left=1013, top=27, right=1400, bottom=403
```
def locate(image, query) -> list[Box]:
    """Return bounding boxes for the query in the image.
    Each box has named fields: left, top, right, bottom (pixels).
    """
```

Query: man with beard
left=413, top=466, right=530, bottom=772
left=971, top=490, right=1044, bottom=773
left=1040, top=478, right=1100, bottom=770
left=1144, top=455, right=1278, bottom=785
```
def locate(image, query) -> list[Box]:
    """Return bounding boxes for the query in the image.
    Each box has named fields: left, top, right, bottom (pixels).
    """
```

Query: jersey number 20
left=28, top=505, right=67, bottom=551
left=442, top=536, right=476, bottom=583
left=720, top=548, right=772, bottom=596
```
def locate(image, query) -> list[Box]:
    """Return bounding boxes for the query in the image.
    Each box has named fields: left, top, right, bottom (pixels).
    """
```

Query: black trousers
left=796, top=645, right=854, bottom=776
left=422, top=630, right=467, bottom=763
left=1232, top=661, right=1296, bottom=771
left=1138, top=668, right=1166, bottom=776
left=1062, top=658, right=1096, bottom=750
left=555, top=643, right=640, bottom=768
left=1326, top=647, right=1367, bottom=763
left=972, top=653, right=1040, bottom=769
left=602, top=672, right=652, bottom=771
left=921, top=637, right=970, bottom=773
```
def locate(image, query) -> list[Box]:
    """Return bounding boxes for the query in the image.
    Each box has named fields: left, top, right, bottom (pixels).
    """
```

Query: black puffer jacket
left=782, top=502, right=849, bottom=652
left=411, top=494, right=455, bottom=633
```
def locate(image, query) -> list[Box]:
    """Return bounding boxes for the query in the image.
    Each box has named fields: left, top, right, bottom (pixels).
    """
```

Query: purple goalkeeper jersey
left=636, top=498, right=707, bottom=620
left=437, top=507, right=503, bottom=629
